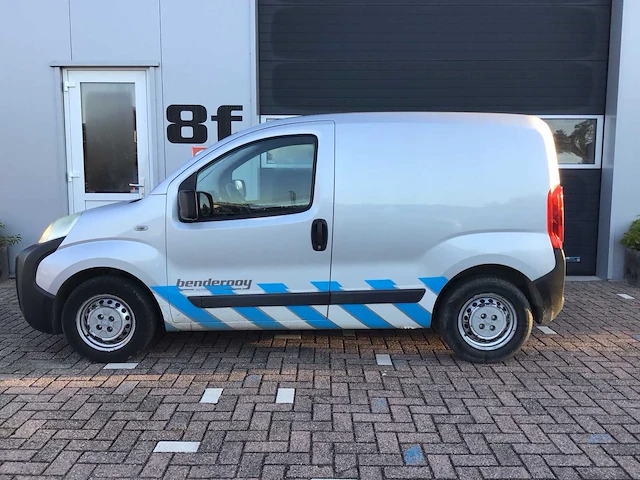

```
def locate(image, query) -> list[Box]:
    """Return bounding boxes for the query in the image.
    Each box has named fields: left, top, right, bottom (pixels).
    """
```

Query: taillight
left=547, top=184, right=564, bottom=249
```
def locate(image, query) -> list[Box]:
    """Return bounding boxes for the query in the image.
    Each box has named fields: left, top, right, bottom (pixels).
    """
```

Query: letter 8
left=167, top=105, right=208, bottom=143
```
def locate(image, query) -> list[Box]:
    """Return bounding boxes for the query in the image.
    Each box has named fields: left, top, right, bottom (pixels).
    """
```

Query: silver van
left=15, top=112, right=565, bottom=363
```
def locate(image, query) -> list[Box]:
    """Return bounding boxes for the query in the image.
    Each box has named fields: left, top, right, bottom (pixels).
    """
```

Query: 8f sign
left=166, top=105, right=243, bottom=144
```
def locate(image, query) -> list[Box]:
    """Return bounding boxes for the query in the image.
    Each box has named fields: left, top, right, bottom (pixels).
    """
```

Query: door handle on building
left=129, top=177, right=145, bottom=195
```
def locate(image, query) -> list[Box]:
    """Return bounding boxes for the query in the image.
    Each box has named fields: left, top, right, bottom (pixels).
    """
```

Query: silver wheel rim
left=457, top=293, right=517, bottom=351
left=75, top=294, right=136, bottom=352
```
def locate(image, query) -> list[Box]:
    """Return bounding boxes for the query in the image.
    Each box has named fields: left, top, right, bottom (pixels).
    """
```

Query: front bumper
left=532, top=248, right=566, bottom=324
left=15, top=237, right=64, bottom=334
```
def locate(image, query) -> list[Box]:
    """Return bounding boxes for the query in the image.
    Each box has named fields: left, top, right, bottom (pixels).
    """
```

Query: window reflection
left=542, top=118, right=596, bottom=165
left=195, top=136, right=317, bottom=220
left=81, top=83, right=138, bottom=193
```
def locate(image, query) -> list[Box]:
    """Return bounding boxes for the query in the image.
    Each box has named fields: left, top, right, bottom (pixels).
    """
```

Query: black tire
left=439, top=277, right=533, bottom=363
left=61, top=276, right=158, bottom=363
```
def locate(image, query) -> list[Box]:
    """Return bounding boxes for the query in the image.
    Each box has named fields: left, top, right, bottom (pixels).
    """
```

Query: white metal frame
left=537, top=114, right=604, bottom=169
left=62, top=68, right=154, bottom=213
left=260, top=115, right=298, bottom=123
left=248, top=0, right=260, bottom=126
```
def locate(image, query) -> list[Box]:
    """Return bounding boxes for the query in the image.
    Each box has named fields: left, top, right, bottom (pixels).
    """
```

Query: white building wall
left=69, top=0, right=162, bottom=62
left=0, top=0, right=72, bottom=269
left=160, top=0, right=256, bottom=175
left=598, top=0, right=640, bottom=279
left=0, top=0, right=256, bottom=274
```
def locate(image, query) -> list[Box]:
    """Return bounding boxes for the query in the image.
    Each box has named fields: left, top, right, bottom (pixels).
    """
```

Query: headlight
left=38, top=213, right=82, bottom=243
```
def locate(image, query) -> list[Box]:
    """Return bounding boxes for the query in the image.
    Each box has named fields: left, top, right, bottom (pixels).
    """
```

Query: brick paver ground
left=1, top=279, right=639, bottom=479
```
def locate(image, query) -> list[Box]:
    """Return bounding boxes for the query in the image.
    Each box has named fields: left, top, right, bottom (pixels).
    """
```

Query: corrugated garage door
left=258, top=0, right=611, bottom=275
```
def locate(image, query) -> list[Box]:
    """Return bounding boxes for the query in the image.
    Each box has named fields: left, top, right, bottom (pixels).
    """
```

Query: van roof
left=203, top=112, right=543, bottom=153
left=258, top=111, right=538, bottom=128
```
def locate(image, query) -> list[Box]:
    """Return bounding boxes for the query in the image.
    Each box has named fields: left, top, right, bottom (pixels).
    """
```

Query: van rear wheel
left=440, top=277, right=533, bottom=363
left=61, top=276, right=158, bottom=363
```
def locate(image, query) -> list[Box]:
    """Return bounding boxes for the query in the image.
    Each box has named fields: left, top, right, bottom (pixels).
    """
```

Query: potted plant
left=0, top=221, right=22, bottom=282
left=621, top=216, right=640, bottom=286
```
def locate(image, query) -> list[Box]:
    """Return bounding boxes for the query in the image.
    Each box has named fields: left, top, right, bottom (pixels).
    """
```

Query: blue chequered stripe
left=154, top=276, right=448, bottom=330
left=258, top=283, right=339, bottom=329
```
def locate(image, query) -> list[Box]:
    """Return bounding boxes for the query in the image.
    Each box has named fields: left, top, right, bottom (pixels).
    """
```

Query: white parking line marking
left=153, top=441, right=200, bottom=453
left=536, top=326, right=557, bottom=335
left=200, top=388, right=223, bottom=404
left=274, top=333, right=302, bottom=339
left=276, top=388, right=295, bottom=404
left=588, top=433, right=613, bottom=444
left=617, top=293, right=635, bottom=300
left=103, top=362, right=138, bottom=370
left=376, top=354, right=393, bottom=366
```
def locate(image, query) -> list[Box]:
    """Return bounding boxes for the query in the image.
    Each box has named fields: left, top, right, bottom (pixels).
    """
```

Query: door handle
left=311, top=219, right=328, bottom=251
left=129, top=177, right=145, bottom=195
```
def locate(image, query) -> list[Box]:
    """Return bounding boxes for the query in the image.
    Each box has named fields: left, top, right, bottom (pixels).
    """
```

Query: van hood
left=60, top=195, right=167, bottom=248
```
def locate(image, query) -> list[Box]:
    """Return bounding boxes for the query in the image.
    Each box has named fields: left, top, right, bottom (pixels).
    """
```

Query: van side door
left=161, top=121, right=337, bottom=330
left=325, top=123, right=443, bottom=330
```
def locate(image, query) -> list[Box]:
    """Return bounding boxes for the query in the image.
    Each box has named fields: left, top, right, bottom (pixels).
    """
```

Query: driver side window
left=195, top=135, right=317, bottom=220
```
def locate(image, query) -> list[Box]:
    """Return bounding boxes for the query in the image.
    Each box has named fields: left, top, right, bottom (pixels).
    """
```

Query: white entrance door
left=64, top=70, right=150, bottom=213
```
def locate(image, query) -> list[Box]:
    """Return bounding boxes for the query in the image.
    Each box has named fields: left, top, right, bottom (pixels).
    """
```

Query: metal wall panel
left=70, top=0, right=161, bottom=62
left=259, top=0, right=610, bottom=276
left=159, top=0, right=256, bottom=175
left=0, top=0, right=72, bottom=273
left=598, top=0, right=640, bottom=279
left=259, top=0, right=611, bottom=115
left=561, top=169, right=601, bottom=276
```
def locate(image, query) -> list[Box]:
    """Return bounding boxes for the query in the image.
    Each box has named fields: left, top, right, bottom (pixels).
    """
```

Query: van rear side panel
left=329, top=113, right=558, bottom=314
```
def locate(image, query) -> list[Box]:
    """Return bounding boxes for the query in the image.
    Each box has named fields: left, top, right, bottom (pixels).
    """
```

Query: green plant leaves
left=621, top=216, right=640, bottom=251
left=0, top=220, right=22, bottom=248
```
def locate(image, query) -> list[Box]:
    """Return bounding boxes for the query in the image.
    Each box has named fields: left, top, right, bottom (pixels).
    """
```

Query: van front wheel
left=61, top=276, right=158, bottom=363
left=440, top=277, right=533, bottom=363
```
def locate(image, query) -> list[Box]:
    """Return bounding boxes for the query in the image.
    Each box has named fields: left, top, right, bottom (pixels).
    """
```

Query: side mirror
left=178, top=190, right=198, bottom=221
left=197, top=191, right=214, bottom=217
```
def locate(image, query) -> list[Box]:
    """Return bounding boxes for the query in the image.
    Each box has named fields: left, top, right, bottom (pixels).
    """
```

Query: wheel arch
left=432, top=264, right=544, bottom=331
left=52, top=267, right=165, bottom=335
